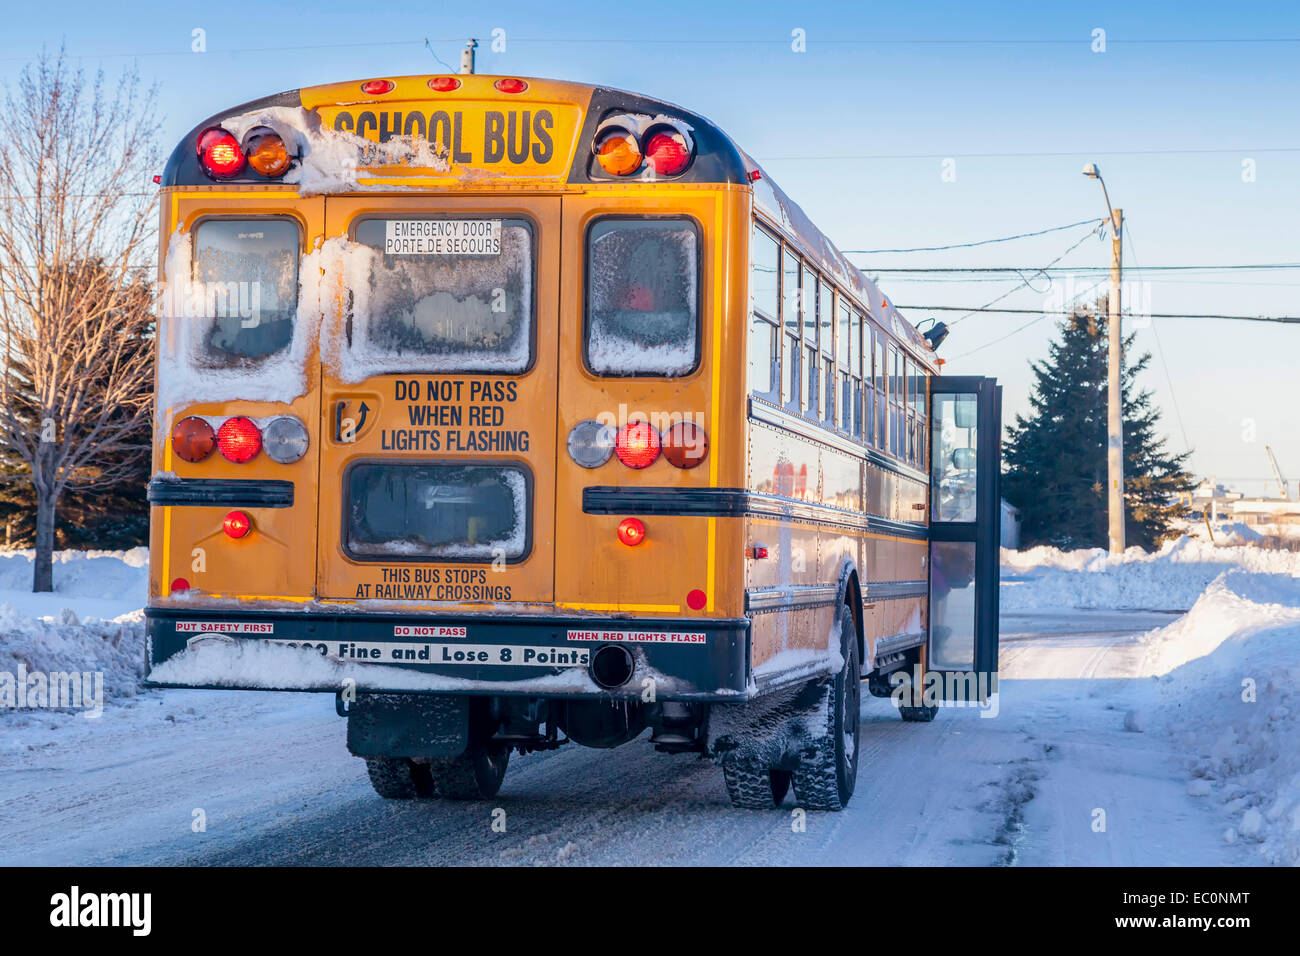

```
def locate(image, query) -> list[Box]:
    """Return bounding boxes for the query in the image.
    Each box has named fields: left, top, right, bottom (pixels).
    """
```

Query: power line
left=869, top=262, right=1300, bottom=273
left=764, top=146, right=1300, bottom=161
left=903, top=305, right=1300, bottom=323
left=844, top=218, right=1102, bottom=255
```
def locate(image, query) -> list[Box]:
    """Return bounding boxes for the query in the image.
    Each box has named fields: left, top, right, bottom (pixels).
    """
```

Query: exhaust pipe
left=589, top=643, right=635, bottom=690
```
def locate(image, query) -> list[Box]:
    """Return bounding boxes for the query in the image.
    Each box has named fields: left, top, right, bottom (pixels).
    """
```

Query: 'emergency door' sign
left=384, top=219, right=501, bottom=256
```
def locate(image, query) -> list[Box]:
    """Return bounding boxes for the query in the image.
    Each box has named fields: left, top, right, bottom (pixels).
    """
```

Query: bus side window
left=748, top=223, right=780, bottom=398
left=803, top=267, right=819, bottom=419
left=821, top=284, right=835, bottom=427
left=850, top=309, right=863, bottom=440
left=781, top=246, right=801, bottom=409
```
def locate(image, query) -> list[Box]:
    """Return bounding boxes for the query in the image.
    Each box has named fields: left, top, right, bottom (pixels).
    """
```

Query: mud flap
left=346, top=693, right=469, bottom=759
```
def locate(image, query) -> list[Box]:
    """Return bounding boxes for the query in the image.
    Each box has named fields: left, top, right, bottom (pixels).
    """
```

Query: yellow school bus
left=145, top=73, right=1002, bottom=810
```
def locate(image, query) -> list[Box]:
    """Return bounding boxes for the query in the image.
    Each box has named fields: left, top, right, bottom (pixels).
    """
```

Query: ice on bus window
left=586, top=218, right=699, bottom=376
left=351, top=218, right=533, bottom=373
left=192, top=220, right=299, bottom=366
left=346, top=463, right=529, bottom=562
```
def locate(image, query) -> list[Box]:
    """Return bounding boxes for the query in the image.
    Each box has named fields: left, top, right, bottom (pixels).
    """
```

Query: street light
left=1082, top=162, right=1125, bottom=553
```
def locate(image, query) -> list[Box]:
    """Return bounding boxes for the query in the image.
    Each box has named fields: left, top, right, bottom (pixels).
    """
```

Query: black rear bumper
left=144, top=606, right=752, bottom=702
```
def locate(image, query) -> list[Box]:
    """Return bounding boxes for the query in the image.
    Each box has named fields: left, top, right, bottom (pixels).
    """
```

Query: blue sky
left=4, top=0, right=1298, bottom=496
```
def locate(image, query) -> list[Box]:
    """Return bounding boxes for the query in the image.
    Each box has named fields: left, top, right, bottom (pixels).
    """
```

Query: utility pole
left=1107, top=206, right=1125, bottom=553
left=460, top=38, right=477, bottom=75
left=1083, top=163, right=1125, bottom=553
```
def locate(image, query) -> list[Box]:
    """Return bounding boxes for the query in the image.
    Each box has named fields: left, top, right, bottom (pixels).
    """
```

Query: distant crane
left=1266, top=445, right=1290, bottom=500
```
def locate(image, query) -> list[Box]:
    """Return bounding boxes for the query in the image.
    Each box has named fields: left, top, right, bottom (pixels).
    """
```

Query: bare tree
left=0, top=52, right=160, bottom=591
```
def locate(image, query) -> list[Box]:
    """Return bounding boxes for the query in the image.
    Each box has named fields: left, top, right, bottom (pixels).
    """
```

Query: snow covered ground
left=0, top=540, right=1296, bottom=865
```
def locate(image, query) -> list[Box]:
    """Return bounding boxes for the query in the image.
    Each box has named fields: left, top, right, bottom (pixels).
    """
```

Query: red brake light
left=222, top=510, right=251, bottom=539
left=196, top=128, right=244, bottom=179
left=615, top=422, right=660, bottom=469
left=661, top=421, right=709, bottom=469
left=616, top=518, right=646, bottom=547
left=172, top=416, right=217, bottom=463
left=217, top=417, right=262, bottom=463
left=494, top=77, right=528, bottom=94
left=428, top=76, right=462, bottom=92
left=360, top=79, right=395, bottom=95
left=645, top=130, right=692, bottom=176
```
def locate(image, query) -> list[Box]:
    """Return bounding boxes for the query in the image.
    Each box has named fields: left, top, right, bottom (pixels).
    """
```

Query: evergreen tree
left=1003, top=301, right=1191, bottom=550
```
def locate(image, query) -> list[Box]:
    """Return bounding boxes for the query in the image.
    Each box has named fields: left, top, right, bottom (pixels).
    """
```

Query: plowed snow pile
left=1001, top=536, right=1300, bottom=611
left=0, top=549, right=148, bottom=723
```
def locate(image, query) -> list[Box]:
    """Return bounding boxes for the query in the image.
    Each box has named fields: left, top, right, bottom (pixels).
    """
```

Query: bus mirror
left=952, top=447, right=977, bottom=471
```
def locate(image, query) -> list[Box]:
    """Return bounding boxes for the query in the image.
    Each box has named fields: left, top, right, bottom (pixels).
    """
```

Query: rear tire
left=430, top=749, right=510, bottom=800
left=723, top=760, right=792, bottom=809
left=791, top=609, right=860, bottom=811
left=364, top=757, right=436, bottom=799
left=899, top=703, right=938, bottom=722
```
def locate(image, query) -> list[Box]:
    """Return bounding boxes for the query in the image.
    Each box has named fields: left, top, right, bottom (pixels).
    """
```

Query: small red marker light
left=170, top=577, right=191, bottom=593
left=747, top=545, right=769, bottom=559
left=152, top=174, right=161, bottom=185
left=616, top=517, right=646, bottom=547
left=222, top=510, right=252, bottom=539
left=748, top=169, right=762, bottom=182
left=360, top=79, right=395, bottom=95
left=494, top=77, right=528, bottom=94
left=686, top=589, right=707, bottom=611
left=428, top=76, right=462, bottom=92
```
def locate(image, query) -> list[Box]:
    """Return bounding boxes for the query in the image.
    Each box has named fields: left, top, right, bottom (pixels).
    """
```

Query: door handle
left=335, top=399, right=371, bottom=442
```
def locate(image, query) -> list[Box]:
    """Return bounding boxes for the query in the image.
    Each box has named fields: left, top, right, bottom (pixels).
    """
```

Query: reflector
left=222, top=511, right=252, bottom=539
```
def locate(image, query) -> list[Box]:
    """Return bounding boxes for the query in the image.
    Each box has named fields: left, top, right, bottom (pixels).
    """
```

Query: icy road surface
left=0, top=610, right=1246, bottom=866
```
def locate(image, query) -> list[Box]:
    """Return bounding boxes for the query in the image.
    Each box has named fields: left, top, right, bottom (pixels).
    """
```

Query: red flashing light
left=686, top=589, right=707, bottom=611
left=615, top=422, right=660, bottom=469
left=217, top=417, right=262, bottom=463
left=428, top=76, right=462, bottom=92
left=171, top=416, right=216, bottom=463
left=196, top=128, right=244, bottom=179
left=645, top=130, right=691, bottom=176
left=360, top=79, right=395, bottom=95
left=661, top=421, right=708, bottom=469
left=222, top=510, right=252, bottom=539
left=494, top=77, right=528, bottom=94
left=616, top=517, right=646, bottom=547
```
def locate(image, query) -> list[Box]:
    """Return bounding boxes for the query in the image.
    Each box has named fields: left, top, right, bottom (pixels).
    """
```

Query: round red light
left=687, top=589, right=707, bottom=611
left=222, top=510, right=252, bottom=539
left=645, top=130, right=691, bottom=176
left=216, top=417, right=262, bottom=463
left=196, top=127, right=245, bottom=179
left=661, top=421, right=709, bottom=469
left=360, top=79, right=395, bottom=95
left=428, top=76, right=462, bottom=92
left=171, top=416, right=217, bottom=463
left=616, top=517, right=647, bottom=547
left=615, top=422, right=660, bottom=469
left=494, top=77, right=529, bottom=94
left=170, top=577, right=191, bottom=593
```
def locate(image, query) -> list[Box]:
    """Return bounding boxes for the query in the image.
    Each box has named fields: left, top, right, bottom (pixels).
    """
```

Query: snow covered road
left=0, top=610, right=1247, bottom=866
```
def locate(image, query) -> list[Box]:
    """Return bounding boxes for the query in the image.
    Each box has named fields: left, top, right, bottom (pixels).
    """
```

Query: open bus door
left=926, top=376, right=1002, bottom=703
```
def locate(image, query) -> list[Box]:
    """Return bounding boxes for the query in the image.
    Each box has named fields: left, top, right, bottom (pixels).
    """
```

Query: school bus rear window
left=585, top=217, right=699, bottom=377
left=192, top=219, right=299, bottom=366
left=345, top=462, right=530, bottom=562
left=351, top=217, right=534, bottom=373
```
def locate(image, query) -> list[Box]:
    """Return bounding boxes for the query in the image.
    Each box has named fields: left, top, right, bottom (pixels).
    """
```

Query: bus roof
left=163, top=73, right=936, bottom=362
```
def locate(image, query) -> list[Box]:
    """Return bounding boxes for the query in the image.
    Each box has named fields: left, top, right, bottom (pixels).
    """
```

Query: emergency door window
left=931, top=393, right=979, bottom=522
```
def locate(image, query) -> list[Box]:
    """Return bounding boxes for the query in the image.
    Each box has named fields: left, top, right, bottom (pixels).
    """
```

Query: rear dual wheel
left=790, top=609, right=861, bottom=811
left=365, top=750, right=510, bottom=800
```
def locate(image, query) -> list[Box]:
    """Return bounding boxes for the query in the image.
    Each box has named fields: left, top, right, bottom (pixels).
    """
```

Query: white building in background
left=1001, top=499, right=1020, bottom=549
left=1182, top=479, right=1243, bottom=520
left=1229, top=498, right=1300, bottom=527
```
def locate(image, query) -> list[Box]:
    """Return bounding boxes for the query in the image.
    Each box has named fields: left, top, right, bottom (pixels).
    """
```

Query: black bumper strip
left=582, top=487, right=928, bottom=540
left=148, top=478, right=295, bottom=508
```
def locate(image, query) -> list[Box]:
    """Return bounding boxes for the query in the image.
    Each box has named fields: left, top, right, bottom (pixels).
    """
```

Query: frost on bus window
left=346, top=464, right=529, bottom=562
left=350, top=218, right=533, bottom=373
left=586, top=219, right=698, bottom=377
left=192, top=220, right=299, bottom=367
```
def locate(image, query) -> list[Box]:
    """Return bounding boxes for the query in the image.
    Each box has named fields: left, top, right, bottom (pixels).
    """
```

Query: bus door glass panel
left=928, top=378, right=1001, bottom=690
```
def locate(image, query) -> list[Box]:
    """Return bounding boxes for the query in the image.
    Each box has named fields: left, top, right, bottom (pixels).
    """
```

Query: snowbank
left=1001, top=536, right=1300, bottom=611
left=1141, top=570, right=1300, bottom=865
left=0, top=549, right=148, bottom=723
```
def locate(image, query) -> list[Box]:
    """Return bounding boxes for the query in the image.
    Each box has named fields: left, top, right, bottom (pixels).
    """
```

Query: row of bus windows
left=748, top=222, right=927, bottom=468
left=188, top=216, right=700, bottom=378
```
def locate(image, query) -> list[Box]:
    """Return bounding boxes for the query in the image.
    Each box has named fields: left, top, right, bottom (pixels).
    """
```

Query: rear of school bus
left=145, top=75, right=771, bottom=800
